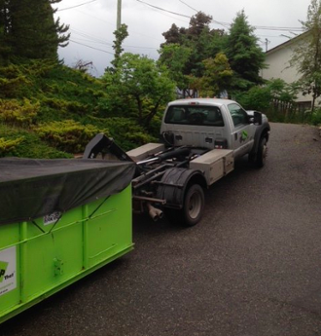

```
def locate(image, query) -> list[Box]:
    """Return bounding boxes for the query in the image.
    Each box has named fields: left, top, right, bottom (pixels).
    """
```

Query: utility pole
left=117, top=0, right=122, bottom=29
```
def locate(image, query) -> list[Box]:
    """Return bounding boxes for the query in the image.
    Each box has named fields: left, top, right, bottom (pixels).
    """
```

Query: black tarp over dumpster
left=0, top=158, right=135, bottom=226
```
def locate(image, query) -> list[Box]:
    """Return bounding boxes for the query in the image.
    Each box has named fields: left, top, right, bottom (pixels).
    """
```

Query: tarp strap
left=31, top=220, right=45, bottom=234
left=88, top=196, right=110, bottom=219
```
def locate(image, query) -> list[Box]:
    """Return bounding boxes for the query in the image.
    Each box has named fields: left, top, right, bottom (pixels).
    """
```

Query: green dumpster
left=0, top=158, right=135, bottom=324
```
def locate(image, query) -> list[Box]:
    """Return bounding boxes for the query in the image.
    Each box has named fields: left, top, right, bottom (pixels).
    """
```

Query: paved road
left=1, top=123, right=321, bottom=336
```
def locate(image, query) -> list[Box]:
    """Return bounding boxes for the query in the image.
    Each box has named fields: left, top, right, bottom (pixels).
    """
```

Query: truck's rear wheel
left=165, top=184, right=204, bottom=227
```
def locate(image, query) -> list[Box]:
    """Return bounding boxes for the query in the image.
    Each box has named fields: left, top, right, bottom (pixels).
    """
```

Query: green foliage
left=103, top=117, right=156, bottom=150
left=0, top=0, right=70, bottom=62
left=159, top=12, right=226, bottom=96
left=0, top=136, right=24, bottom=157
left=42, top=97, right=89, bottom=115
left=0, top=98, right=39, bottom=126
left=102, top=53, right=176, bottom=128
left=311, top=108, right=321, bottom=125
left=0, top=63, right=30, bottom=97
left=235, top=79, right=297, bottom=112
left=110, top=24, right=129, bottom=69
left=291, top=0, right=321, bottom=112
left=160, top=10, right=266, bottom=96
left=158, top=43, right=192, bottom=90
left=0, top=54, right=172, bottom=158
left=34, top=120, right=101, bottom=153
left=0, top=60, right=117, bottom=158
left=235, top=86, right=272, bottom=111
left=0, top=124, right=71, bottom=158
left=194, top=53, right=233, bottom=97
left=224, top=10, right=265, bottom=91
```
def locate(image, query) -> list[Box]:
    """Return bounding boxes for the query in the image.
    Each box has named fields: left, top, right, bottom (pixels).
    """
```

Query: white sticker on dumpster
left=0, top=247, right=17, bottom=297
left=44, top=211, right=61, bottom=225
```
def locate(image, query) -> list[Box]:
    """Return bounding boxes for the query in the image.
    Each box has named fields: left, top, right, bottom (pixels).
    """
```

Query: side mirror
left=250, top=111, right=262, bottom=125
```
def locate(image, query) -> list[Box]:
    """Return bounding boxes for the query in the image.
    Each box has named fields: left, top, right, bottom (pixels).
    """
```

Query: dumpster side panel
left=0, top=185, right=133, bottom=324
left=87, top=186, right=132, bottom=268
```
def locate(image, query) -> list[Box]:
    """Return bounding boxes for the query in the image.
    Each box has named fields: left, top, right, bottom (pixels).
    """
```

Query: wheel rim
left=187, top=190, right=202, bottom=219
left=262, top=140, right=268, bottom=163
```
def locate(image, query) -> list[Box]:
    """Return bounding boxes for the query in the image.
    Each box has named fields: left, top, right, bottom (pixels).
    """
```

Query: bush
left=42, top=97, right=89, bottom=115
left=0, top=64, right=30, bottom=98
left=0, top=98, right=39, bottom=126
left=235, top=86, right=272, bottom=111
left=311, top=109, right=321, bottom=125
left=0, top=137, right=24, bottom=157
left=0, top=125, right=71, bottom=158
left=33, top=120, right=101, bottom=153
left=102, top=117, right=156, bottom=151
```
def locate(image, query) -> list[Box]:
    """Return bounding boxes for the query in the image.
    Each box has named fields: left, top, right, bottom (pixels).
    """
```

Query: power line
left=71, top=28, right=158, bottom=51
left=178, top=0, right=198, bottom=13
left=136, top=0, right=191, bottom=18
left=255, top=25, right=304, bottom=32
left=137, top=0, right=304, bottom=32
left=144, top=5, right=189, bottom=24
left=58, top=0, right=97, bottom=12
left=69, top=39, right=114, bottom=55
left=71, top=28, right=113, bottom=45
left=75, top=8, right=164, bottom=42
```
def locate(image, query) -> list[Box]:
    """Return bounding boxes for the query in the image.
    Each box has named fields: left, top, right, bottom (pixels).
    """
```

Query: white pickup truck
left=84, top=98, right=270, bottom=227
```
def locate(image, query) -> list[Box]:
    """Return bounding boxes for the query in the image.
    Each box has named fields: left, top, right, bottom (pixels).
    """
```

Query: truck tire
left=165, top=184, right=205, bottom=227
left=256, top=137, right=267, bottom=168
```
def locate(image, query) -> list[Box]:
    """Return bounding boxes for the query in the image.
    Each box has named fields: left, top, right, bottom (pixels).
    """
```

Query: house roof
left=266, top=30, right=311, bottom=56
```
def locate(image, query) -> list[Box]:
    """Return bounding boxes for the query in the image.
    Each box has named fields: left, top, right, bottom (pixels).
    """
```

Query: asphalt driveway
left=1, top=122, right=321, bottom=336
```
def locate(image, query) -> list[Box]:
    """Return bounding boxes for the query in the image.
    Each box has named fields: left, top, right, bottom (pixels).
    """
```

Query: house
left=261, top=31, right=312, bottom=110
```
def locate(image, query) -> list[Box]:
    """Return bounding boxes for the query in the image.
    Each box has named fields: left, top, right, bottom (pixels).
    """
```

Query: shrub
left=235, top=86, right=272, bottom=111
left=0, top=125, right=71, bottom=158
left=0, top=98, right=39, bottom=126
left=311, top=108, right=321, bottom=125
left=42, top=97, right=89, bottom=115
left=102, top=117, right=156, bottom=150
left=33, top=120, right=101, bottom=153
left=0, top=137, right=24, bottom=157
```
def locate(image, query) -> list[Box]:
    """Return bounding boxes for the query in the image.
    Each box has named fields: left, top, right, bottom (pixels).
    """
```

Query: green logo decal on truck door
left=241, top=131, right=248, bottom=141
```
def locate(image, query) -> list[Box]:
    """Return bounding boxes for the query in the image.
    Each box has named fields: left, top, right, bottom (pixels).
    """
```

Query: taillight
left=214, top=139, right=227, bottom=149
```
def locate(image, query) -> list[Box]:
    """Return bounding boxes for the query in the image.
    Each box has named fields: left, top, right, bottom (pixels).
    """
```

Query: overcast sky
left=54, top=0, right=312, bottom=76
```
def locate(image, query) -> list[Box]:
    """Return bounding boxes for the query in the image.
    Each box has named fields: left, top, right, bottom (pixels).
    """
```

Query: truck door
left=227, top=103, right=255, bottom=159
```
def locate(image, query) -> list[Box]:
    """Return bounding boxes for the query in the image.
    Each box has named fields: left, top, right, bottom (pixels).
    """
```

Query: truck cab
left=160, top=98, right=269, bottom=161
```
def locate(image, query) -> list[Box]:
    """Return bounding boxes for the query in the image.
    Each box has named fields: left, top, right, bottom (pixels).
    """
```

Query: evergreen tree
left=224, top=10, right=265, bottom=91
left=0, top=0, right=11, bottom=63
left=1, top=0, right=69, bottom=61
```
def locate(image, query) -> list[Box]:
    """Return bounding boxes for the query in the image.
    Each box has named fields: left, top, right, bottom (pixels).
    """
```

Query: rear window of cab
left=165, top=105, right=225, bottom=127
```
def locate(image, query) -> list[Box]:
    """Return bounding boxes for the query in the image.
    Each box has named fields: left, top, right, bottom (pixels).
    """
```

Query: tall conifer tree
left=0, top=0, right=12, bottom=62
left=0, top=0, right=69, bottom=60
left=224, top=10, right=265, bottom=91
